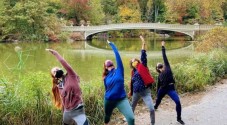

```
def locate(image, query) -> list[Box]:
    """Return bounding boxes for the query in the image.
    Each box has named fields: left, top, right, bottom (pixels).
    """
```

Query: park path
left=134, top=79, right=227, bottom=125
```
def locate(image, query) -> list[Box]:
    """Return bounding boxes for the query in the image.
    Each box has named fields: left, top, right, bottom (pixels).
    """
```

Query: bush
left=195, top=27, right=227, bottom=52
left=0, top=72, right=62, bottom=125
left=173, top=50, right=227, bottom=93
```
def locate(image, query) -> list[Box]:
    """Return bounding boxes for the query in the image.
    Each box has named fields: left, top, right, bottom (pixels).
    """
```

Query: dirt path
left=134, top=79, right=227, bottom=125
left=110, top=79, right=227, bottom=125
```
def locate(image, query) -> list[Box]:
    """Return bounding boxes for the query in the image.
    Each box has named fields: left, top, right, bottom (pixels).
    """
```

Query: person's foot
left=177, top=119, right=185, bottom=125
left=154, top=104, right=158, bottom=110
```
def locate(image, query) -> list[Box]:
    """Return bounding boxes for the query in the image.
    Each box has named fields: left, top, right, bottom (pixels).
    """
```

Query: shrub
left=173, top=50, right=227, bottom=93
left=195, top=27, right=227, bottom=52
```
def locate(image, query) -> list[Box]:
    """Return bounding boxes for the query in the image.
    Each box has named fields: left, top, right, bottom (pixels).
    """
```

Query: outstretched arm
left=161, top=41, right=170, bottom=67
left=140, top=35, right=147, bottom=67
left=107, top=40, right=124, bottom=74
left=46, top=49, right=77, bottom=76
left=140, top=35, right=146, bottom=50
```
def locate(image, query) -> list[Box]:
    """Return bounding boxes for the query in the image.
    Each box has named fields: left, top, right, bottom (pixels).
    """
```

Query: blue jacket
left=104, top=42, right=126, bottom=100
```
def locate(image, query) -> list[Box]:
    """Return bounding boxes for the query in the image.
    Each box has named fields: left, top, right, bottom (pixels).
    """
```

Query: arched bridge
left=61, top=23, right=221, bottom=40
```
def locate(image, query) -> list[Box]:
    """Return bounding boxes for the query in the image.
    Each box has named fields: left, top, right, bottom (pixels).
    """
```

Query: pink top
left=52, top=50, right=82, bottom=111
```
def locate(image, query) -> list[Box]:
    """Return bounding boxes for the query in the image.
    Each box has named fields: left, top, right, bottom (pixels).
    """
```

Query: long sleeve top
left=131, top=50, right=147, bottom=92
left=51, top=50, right=82, bottom=111
left=158, top=46, right=175, bottom=89
left=104, top=42, right=126, bottom=100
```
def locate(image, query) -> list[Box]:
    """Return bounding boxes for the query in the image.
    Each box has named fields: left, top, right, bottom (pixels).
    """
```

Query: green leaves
left=0, top=0, right=60, bottom=41
left=173, top=50, right=227, bottom=93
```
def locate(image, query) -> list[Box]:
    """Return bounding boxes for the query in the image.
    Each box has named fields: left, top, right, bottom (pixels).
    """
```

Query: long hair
left=102, top=62, right=108, bottom=81
left=130, top=58, right=141, bottom=69
left=51, top=74, right=62, bottom=109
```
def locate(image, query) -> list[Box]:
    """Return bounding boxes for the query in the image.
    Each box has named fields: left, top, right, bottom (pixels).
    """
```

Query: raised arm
left=161, top=41, right=170, bottom=67
left=140, top=35, right=147, bottom=67
left=107, top=40, right=124, bottom=73
left=46, top=49, right=77, bottom=76
left=140, top=35, right=146, bottom=50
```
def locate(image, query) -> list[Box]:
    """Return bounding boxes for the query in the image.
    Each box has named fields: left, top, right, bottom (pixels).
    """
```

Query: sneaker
left=154, top=104, right=158, bottom=110
left=177, top=119, right=185, bottom=125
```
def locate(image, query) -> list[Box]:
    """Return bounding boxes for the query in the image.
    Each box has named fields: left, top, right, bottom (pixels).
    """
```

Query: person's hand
left=161, top=41, right=165, bottom=46
left=140, top=35, right=145, bottom=44
left=128, top=92, right=132, bottom=97
left=107, top=40, right=110, bottom=44
left=46, top=49, right=55, bottom=54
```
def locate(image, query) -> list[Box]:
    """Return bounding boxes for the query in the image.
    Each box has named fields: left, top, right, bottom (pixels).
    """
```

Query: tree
left=0, top=0, right=61, bottom=41
left=138, top=0, right=149, bottom=22
left=165, top=0, right=188, bottom=23
left=221, top=0, right=227, bottom=21
left=88, top=0, right=105, bottom=25
left=182, top=2, right=200, bottom=24
left=147, top=0, right=166, bottom=22
left=101, top=0, right=118, bottom=24
left=117, top=0, right=141, bottom=23
left=62, top=0, right=91, bottom=25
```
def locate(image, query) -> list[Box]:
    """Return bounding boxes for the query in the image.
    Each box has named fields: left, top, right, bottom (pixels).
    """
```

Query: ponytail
left=102, top=63, right=108, bottom=81
left=51, top=74, right=62, bottom=109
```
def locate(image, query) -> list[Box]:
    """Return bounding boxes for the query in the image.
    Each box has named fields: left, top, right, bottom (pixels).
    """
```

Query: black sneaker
left=177, top=119, right=185, bottom=125
left=154, top=105, right=158, bottom=111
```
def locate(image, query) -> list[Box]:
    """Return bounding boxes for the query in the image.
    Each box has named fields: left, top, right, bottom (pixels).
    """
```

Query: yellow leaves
left=118, top=5, right=141, bottom=23
left=195, top=27, right=227, bottom=52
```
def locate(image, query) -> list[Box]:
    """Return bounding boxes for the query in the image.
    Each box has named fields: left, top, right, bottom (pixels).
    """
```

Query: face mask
left=132, top=61, right=138, bottom=68
left=55, top=70, right=64, bottom=78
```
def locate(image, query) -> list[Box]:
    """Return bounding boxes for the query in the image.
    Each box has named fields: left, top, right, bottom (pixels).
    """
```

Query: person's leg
left=116, top=98, right=135, bottom=125
left=131, top=92, right=141, bottom=112
left=154, top=88, right=166, bottom=109
left=63, top=111, right=73, bottom=125
left=167, top=90, right=184, bottom=124
left=141, top=88, right=155, bottom=125
left=71, top=107, right=89, bottom=125
left=104, top=99, right=117, bottom=125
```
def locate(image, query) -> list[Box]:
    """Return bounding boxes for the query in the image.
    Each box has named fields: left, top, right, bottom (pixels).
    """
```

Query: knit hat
left=105, top=60, right=114, bottom=67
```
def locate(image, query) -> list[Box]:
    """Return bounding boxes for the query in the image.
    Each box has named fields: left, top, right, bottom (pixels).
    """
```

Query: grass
left=0, top=45, right=226, bottom=124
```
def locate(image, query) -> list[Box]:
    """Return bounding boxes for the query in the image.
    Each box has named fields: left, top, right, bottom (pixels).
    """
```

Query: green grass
left=0, top=48, right=227, bottom=125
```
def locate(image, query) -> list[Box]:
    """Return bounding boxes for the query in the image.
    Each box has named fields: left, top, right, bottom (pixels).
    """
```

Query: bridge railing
left=61, top=23, right=220, bottom=32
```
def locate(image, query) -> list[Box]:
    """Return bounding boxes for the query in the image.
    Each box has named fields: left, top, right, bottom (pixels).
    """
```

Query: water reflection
left=88, top=37, right=191, bottom=51
left=0, top=38, right=192, bottom=82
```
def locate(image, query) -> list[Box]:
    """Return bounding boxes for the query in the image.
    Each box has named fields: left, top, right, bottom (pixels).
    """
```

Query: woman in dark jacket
left=128, top=36, right=155, bottom=125
left=154, top=41, right=185, bottom=125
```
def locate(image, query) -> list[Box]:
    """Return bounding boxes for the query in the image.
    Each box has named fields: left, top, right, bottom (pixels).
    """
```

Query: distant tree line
left=0, top=0, right=226, bottom=42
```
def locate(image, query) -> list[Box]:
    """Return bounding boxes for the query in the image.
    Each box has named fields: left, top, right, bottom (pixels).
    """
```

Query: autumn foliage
left=195, top=27, right=227, bottom=52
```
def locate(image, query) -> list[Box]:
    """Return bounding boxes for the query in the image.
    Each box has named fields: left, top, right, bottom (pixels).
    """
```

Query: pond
left=0, top=37, right=192, bottom=83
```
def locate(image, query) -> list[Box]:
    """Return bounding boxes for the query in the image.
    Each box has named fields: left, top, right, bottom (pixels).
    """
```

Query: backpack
left=131, top=63, right=155, bottom=87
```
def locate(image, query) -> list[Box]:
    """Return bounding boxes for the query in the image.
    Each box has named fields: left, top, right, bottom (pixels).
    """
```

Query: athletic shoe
left=177, top=119, right=185, bottom=125
left=154, top=104, right=158, bottom=110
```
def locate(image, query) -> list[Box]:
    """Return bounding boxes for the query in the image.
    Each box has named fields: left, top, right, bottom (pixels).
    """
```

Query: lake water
left=0, top=38, right=192, bottom=83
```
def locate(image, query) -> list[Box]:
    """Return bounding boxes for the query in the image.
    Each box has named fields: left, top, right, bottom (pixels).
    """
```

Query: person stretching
left=46, top=49, right=89, bottom=125
left=154, top=41, right=185, bottom=125
left=102, top=40, right=135, bottom=125
left=128, top=35, right=155, bottom=125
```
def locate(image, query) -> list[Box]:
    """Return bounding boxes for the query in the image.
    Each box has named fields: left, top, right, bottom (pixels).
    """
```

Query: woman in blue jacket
left=154, top=41, right=185, bottom=125
left=102, top=40, right=135, bottom=125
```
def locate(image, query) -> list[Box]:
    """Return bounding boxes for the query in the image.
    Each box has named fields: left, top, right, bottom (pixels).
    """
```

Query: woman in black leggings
left=154, top=41, right=185, bottom=125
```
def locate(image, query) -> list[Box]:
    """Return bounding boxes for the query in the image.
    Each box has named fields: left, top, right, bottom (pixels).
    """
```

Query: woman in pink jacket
left=46, top=49, right=89, bottom=125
